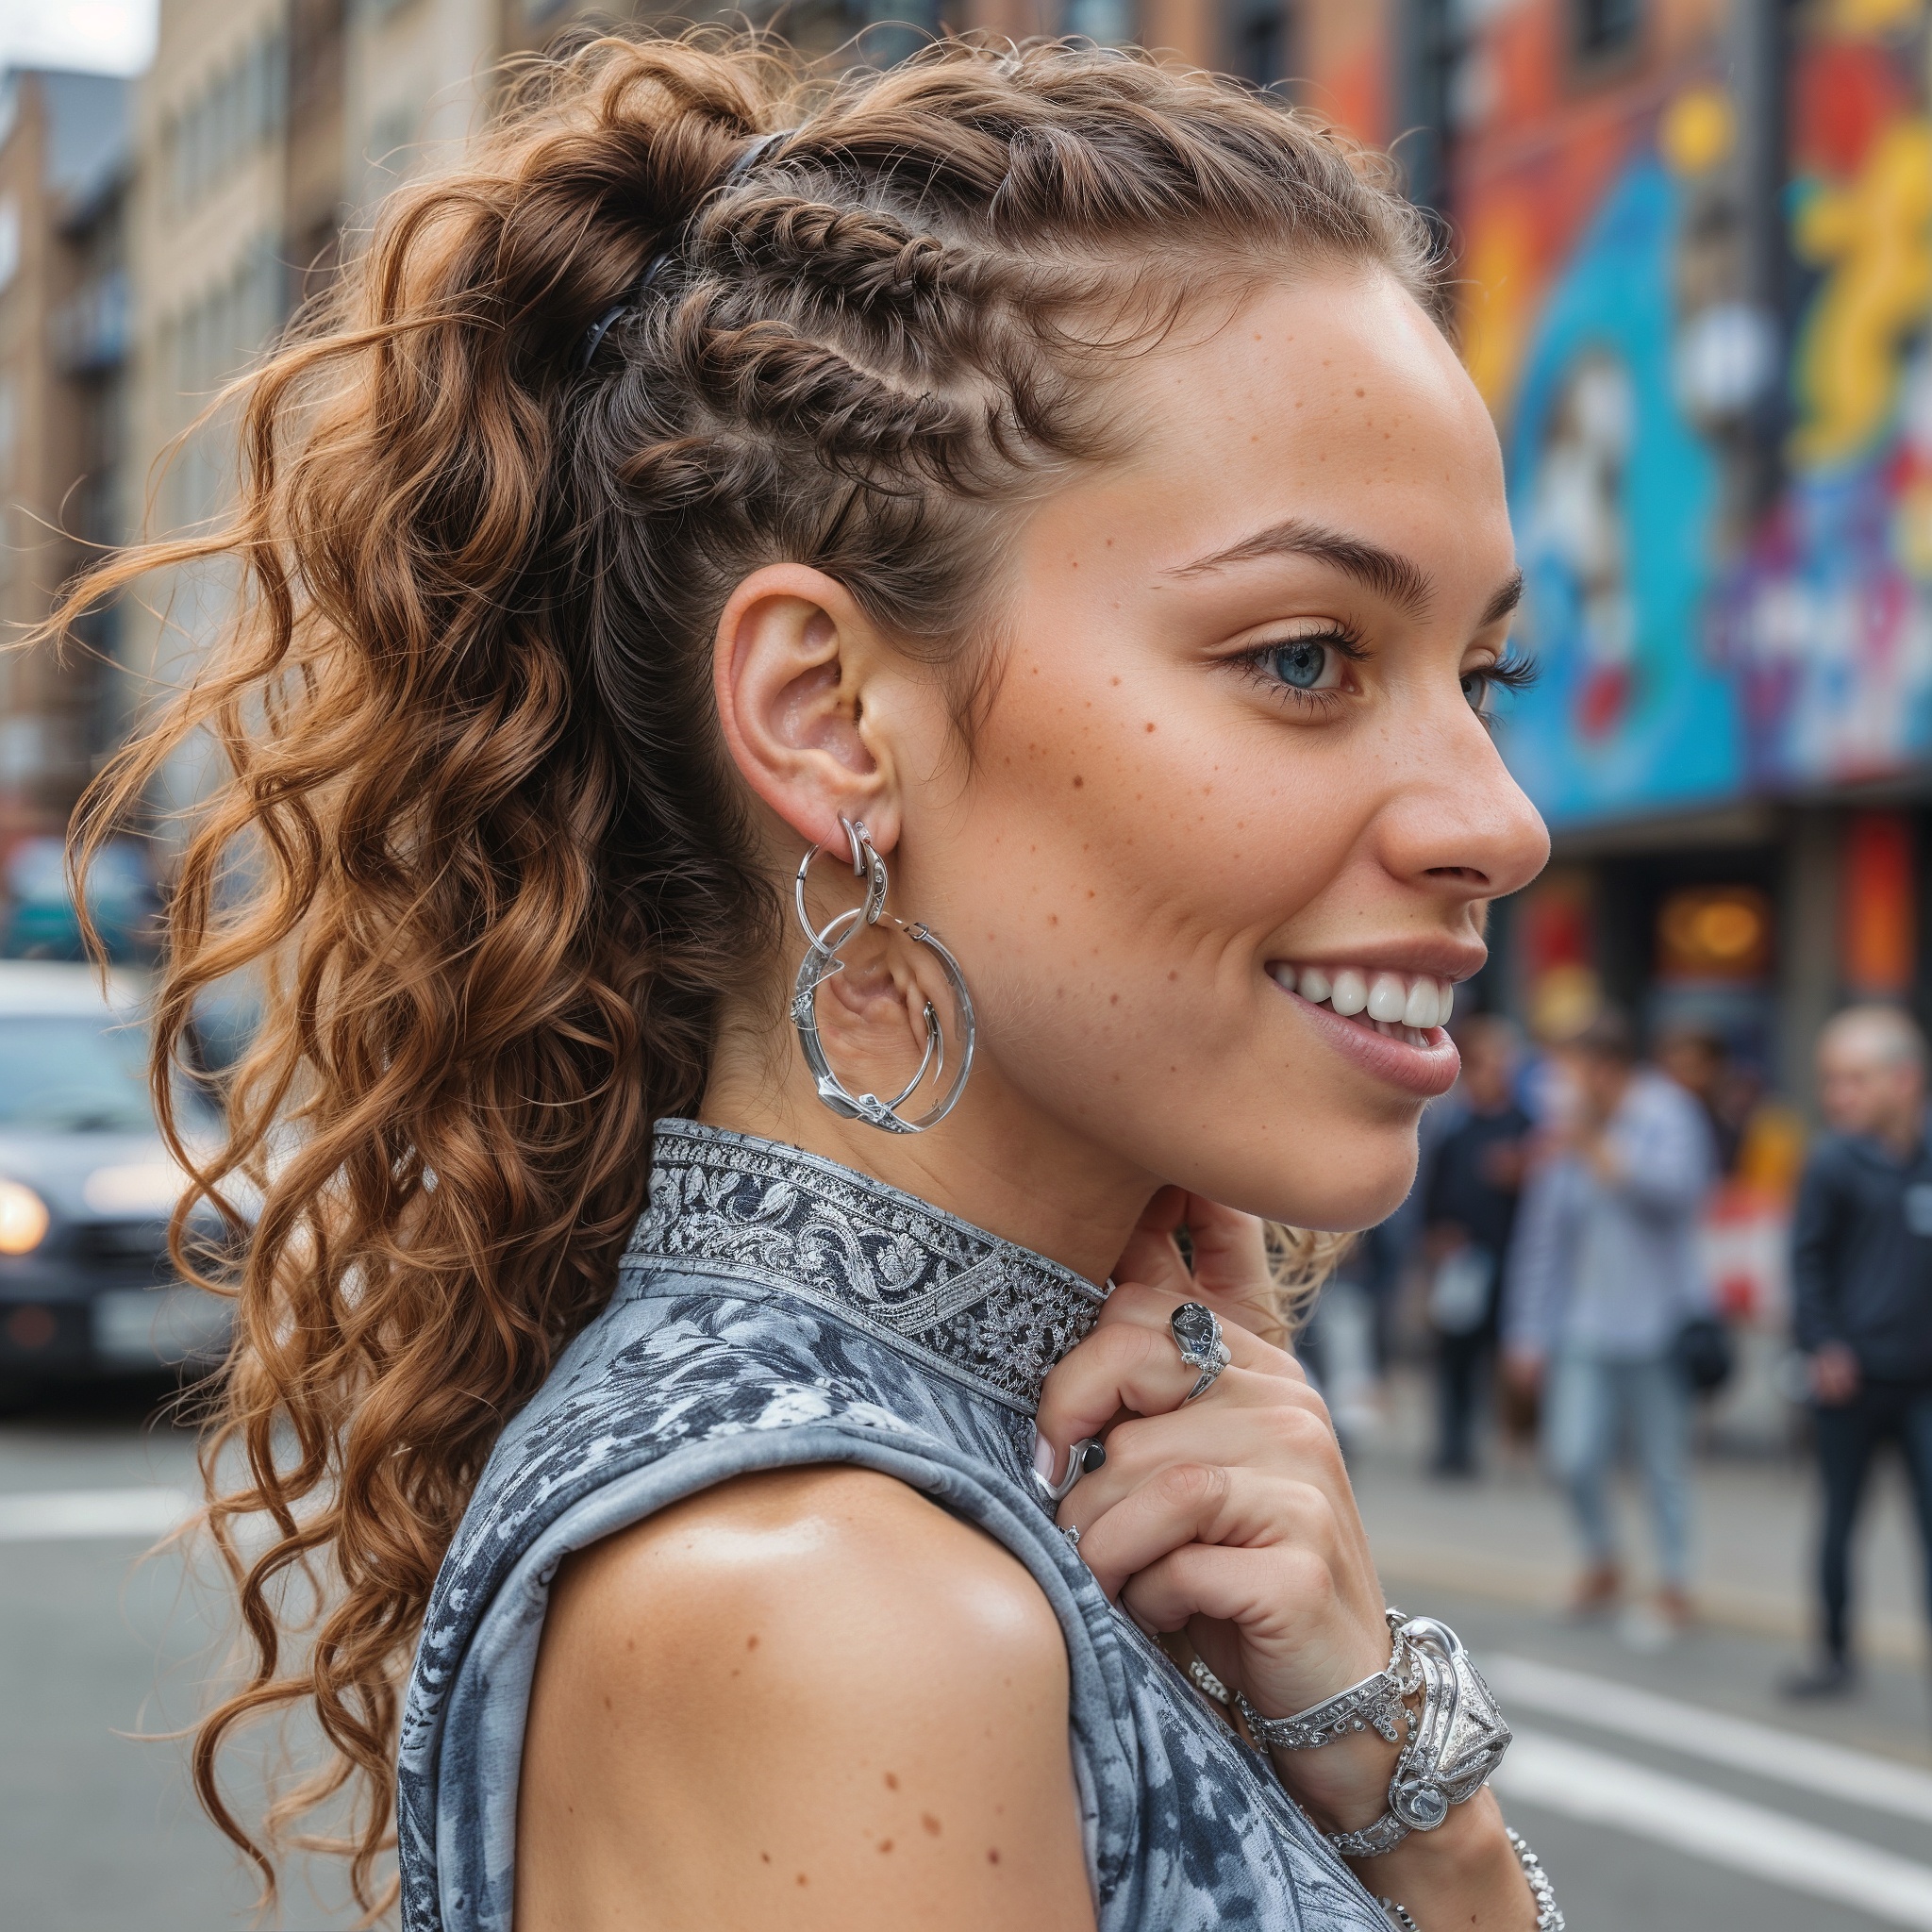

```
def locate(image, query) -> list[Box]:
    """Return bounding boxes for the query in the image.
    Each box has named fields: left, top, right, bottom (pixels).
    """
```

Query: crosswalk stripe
left=1489, top=1654, right=1932, bottom=1824
left=1501, top=1729, right=1932, bottom=1928
left=0, top=1487, right=195, bottom=1543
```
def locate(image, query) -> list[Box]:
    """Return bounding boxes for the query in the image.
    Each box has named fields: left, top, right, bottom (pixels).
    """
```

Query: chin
left=1194, top=1120, right=1422, bottom=1234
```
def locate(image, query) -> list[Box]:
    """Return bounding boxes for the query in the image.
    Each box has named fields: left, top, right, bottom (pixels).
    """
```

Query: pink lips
left=1274, top=982, right=1462, bottom=1098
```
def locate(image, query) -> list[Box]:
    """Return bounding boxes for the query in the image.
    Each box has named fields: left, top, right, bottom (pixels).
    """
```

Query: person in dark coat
left=1786, top=1004, right=1932, bottom=1697
left=1423, top=1016, right=1532, bottom=1475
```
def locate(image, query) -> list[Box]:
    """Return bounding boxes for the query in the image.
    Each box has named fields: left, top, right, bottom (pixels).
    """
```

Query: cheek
left=940, top=652, right=1352, bottom=1049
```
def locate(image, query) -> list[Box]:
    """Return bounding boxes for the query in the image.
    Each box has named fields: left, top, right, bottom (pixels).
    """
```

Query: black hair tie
left=578, top=127, right=797, bottom=371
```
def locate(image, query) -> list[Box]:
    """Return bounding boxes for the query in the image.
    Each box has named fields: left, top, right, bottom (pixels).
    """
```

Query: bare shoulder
left=516, top=1467, right=1094, bottom=1932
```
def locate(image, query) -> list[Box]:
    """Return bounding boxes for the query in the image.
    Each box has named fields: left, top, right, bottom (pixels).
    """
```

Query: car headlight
left=0, top=1179, right=49, bottom=1256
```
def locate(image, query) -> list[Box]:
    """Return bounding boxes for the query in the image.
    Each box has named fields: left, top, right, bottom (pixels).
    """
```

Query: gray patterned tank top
left=395, top=1118, right=1392, bottom=1932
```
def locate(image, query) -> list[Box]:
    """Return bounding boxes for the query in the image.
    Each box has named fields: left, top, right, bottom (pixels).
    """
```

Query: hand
left=1501, top=1348, right=1544, bottom=1400
left=1112, top=1185, right=1285, bottom=1341
left=1034, top=1205, right=1399, bottom=1838
left=1810, top=1342, right=1860, bottom=1406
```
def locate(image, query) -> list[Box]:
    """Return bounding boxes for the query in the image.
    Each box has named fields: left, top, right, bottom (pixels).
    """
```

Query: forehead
left=1823, top=1024, right=1914, bottom=1070
left=1053, top=267, right=1511, bottom=588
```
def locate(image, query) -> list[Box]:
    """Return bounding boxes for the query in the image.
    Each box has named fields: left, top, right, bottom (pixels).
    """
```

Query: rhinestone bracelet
left=1326, top=1613, right=1512, bottom=1859
left=1235, top=1613, right=1421, bottom=1750
left=1375, top=1827, right=1564, bottom=1932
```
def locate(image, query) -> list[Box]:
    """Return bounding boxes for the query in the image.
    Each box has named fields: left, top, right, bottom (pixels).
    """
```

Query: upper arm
left=1791, top=1156, right=1845, bottom=1307
left=515, top=1466, right=1096, bottom=1932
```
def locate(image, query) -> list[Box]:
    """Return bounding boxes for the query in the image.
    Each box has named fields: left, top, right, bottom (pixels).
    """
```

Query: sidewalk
left=1351, top=1371, right=1927, bottom=1670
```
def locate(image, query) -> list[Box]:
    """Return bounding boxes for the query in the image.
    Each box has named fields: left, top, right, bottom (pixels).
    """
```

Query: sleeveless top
left=395, top=1118, right=1392, bottom=1932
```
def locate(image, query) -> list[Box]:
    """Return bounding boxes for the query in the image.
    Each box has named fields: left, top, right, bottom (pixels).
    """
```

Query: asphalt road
left=6, top=1385, right=1932, bottom=1932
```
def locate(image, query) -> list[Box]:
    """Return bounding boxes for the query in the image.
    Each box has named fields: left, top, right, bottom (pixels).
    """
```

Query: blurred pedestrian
left=1783, top=1004, right=1932, bottom=1699
left=1657, top=1024, right=1744, bottom=1176
left=1505, top=1008, right=1717, bottom=1631
left=1423, top=1015, right=1531, bottom=1475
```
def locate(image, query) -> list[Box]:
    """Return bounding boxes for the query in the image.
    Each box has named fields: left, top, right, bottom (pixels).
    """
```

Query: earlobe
left=710, top=564, right=899, bottom=856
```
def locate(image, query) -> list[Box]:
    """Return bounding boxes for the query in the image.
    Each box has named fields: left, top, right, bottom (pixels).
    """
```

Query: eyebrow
left=1165, top=517, right=1434, bottom=617
left=1479, top=569, right=1525, bottom=630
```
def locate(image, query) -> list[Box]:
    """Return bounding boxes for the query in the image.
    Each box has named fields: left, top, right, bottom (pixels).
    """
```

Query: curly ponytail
left=58, top=29, right=1436, bottom=1913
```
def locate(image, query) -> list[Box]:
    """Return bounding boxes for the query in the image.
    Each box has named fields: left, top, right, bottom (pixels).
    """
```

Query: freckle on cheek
left=923, top=1813, right=943, bottom=1836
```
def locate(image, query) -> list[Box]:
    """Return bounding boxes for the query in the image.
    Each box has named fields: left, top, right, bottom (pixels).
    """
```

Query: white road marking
left=1489, top=1653, right=1932, bottom=1824
left=1500, top=1729, right=1932, bottom=1928
left=0, top=1486, right=194, bottom=1543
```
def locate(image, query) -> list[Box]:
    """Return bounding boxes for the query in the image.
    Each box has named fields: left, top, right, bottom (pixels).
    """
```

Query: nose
left=1376, top=710, right=1550, bottom=905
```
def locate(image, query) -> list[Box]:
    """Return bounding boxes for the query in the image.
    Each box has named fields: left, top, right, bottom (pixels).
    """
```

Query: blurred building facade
left=0, top=70, right=129, bottom=852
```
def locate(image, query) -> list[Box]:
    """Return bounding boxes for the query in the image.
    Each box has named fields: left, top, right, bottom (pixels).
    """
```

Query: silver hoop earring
left=790, top=817, right=975, bottom=1134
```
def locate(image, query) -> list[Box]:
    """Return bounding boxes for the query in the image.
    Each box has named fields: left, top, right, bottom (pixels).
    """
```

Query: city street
left=5, top=1382, right=1931, bottom=1931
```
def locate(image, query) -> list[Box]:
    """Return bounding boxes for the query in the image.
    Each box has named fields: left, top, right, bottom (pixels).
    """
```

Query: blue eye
left=1264, top=641, right=1333, bottom=691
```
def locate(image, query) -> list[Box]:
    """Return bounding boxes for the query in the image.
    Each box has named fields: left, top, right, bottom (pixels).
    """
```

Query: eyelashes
left=1233, top=633, right=1539, bottom=727
left=1462, top=649, right=1539, bottom=732
left=1234, top=626, right=1366, bottom=710
left=1473, top=649, right=1539, bottom=694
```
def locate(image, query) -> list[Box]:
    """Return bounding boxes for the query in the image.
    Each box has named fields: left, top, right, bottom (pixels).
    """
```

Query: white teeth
left=1367, top=972, right=1408, bottom=1024
left=1273, top=962, right=1457, bottom=1038
left=1329, top=968, right=1369, bottom=1017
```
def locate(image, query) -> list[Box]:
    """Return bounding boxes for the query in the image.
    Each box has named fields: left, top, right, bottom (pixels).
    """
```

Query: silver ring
left=1060, top=1523, right=1081, bottom=1550
left=1032, top=1435, right=1104, bottom=1508
left=1171, top=1301, right=1231, bottom=1403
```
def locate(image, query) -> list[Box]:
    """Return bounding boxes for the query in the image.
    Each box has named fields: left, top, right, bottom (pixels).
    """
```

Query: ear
left=710, top=564, right=899, bottom=857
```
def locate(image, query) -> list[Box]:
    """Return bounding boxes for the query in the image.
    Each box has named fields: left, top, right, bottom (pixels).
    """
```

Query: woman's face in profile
left=890, top=266, right=1549, bottom=1235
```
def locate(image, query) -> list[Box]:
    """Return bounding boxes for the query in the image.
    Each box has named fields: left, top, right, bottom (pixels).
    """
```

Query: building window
left=161, top=27, right=289, bottom=214
left=1574, top=0, right=1641, bottom=62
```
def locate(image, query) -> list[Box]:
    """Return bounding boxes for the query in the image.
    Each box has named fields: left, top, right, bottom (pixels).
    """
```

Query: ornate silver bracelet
left=1235, top=1614, right=1421, bottom=1750
left=1375, top=1828, right=1564, bottom=1931
left=1325, top=1613, right=1511, bottom=1860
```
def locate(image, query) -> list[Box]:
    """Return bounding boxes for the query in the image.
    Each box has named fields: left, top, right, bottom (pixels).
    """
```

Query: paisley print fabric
left=395, top=1119, right=1391, bottom=1932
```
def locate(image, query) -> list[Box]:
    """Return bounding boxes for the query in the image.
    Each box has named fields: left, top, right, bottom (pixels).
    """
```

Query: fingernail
left=1030, top=1427, right=1059, bottom=1484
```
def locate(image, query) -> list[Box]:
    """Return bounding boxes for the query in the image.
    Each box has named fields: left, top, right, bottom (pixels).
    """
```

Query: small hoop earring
left=790, top=817, right=975, bottom=1134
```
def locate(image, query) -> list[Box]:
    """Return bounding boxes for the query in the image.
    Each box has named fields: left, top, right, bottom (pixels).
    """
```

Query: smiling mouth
left=1267, top=962, right=1454, bottom=1048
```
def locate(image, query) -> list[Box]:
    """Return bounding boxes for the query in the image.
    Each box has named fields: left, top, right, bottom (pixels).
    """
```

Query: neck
left=698, top=1009, right=1157, bottom=1286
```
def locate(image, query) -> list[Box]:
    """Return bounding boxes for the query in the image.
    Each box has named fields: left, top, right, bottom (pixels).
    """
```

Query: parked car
left=0, top=962, right=235, bottom=1397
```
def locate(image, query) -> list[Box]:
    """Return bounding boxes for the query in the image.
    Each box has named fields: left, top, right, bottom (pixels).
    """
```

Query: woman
left=71, top=31, right=1554, bottom=1932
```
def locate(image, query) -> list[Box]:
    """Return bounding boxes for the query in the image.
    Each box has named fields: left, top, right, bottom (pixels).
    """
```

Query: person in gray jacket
left=1505, top=1009, right=1716, bottom=1631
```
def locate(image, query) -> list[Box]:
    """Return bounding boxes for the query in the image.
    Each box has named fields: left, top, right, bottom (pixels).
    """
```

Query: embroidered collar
left=625, top=1118, right=1109, bottom=1413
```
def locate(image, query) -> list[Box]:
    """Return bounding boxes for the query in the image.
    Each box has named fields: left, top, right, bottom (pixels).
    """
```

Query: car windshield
left=0, top=1015, right=217, bottom=1135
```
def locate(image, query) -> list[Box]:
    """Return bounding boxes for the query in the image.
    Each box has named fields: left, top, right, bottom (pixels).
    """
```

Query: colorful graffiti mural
left=1458, top=0, right=1932, bottom=824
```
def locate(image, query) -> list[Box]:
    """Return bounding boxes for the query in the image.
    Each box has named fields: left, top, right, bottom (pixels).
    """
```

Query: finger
left=1121, top=1544, right=1390, bottom=1710
left=1094, top=1276, right=1301, bottom=1389
left=1074, top=1425, right=1379, bottom=1617
left=1178, top=1195, right=1269, bottom=1300
left=1074, top=1464, right=1341, bottom=1602
left=1070, top=1391, right=1356, bottom=1533
left=1034, top=1321, right=1245, bottom=1466
left=1112, top=1188, right=1191, bottom=1298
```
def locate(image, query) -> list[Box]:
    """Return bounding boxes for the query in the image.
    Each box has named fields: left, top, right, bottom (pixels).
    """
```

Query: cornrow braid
left=56, top=25, right=1440, bottom=1915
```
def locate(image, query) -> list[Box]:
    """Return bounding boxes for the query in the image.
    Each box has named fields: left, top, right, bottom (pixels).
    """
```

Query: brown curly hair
left=59, top=28, right=1434, bottom=1917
